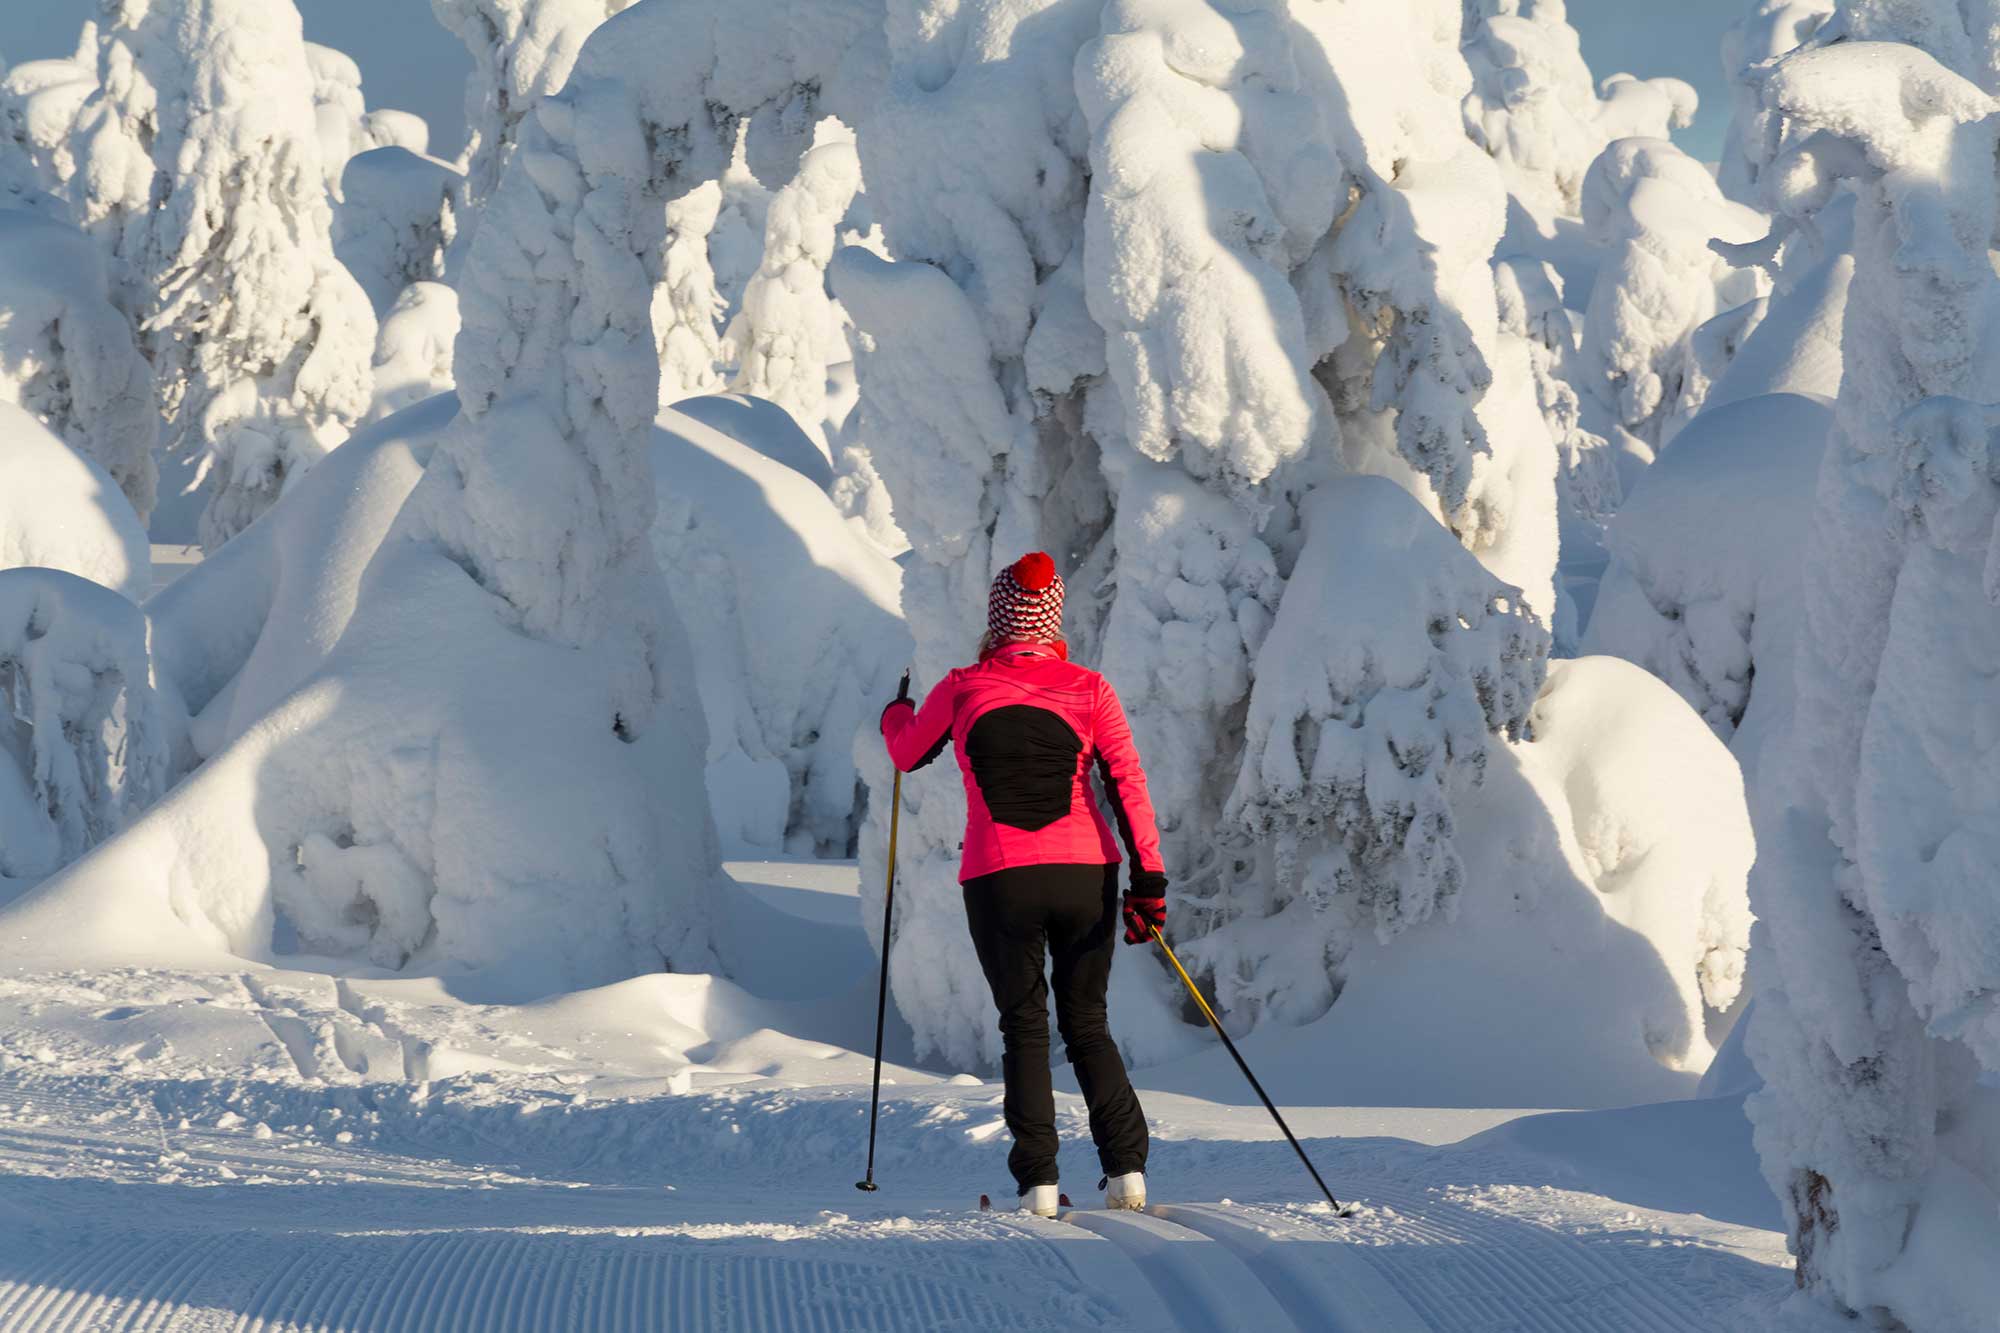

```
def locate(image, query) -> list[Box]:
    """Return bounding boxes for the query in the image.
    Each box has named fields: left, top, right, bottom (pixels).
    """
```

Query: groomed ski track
left=0, top=1077, right=1780, bottom=1332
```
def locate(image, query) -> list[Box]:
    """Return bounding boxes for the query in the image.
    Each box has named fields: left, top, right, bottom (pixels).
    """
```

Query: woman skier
left=880, top=551, right=1168, bottom=1217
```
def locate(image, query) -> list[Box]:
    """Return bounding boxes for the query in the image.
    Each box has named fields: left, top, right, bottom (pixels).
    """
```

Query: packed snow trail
left=0, top=861, right=1800, bottom=1330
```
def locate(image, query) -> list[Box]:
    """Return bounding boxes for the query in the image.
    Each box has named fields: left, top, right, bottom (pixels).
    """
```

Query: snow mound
left=147, top=396, right=454, bottom=763
left=0, top=402, right=149, bottom=601
left=652, top=403, right=908, bottom=855
left=366, top=282, right=460, bottom=423
left=671, top=394, right=832, bottom=491
left=1256, top=656, right=1752, bottom=1108
left=1584, top=392, right=1828, bottom=779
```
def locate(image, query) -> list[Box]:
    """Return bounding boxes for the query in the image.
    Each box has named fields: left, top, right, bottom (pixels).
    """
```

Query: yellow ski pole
left=857, top=670, right=909, bottom=1192
left=1151, top=924, right=1349, bottom=1217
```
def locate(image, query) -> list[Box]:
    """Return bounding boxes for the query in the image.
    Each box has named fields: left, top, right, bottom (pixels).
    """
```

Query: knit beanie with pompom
left=987, top=551, right=1064, bottom=643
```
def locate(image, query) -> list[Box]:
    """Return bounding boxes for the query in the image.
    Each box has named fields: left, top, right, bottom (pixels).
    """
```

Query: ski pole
left=1151, top=925, right=1349, bottom=1217
left=857, top=669, right=910, bottom=1192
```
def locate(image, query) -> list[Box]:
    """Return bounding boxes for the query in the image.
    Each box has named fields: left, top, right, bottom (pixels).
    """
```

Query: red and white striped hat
left=988, top=552, right=1064, bottom=642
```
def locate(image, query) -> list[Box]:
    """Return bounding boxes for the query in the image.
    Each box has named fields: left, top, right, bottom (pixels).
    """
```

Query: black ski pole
left=1152, top=925, right=1350, bottom=1217
left=857, top=669, right=910, bottom=1192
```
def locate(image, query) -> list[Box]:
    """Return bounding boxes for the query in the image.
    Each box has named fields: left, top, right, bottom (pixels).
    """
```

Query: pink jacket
left=881, top=645, right=1166, bottom=883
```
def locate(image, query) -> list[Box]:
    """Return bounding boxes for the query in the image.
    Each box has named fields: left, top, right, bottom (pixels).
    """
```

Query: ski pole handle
left=896, top=668, right=911, bottom=702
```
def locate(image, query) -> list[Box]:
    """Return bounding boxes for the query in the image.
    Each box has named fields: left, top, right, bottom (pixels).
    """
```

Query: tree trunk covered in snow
left=1733, top=8, right=2000, bottom=1320
left=72, top=0, right=377, bottom=549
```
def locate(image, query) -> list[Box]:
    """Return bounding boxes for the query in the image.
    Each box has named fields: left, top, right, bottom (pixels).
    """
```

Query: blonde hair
left=978, top=629, right=1067, bottom=661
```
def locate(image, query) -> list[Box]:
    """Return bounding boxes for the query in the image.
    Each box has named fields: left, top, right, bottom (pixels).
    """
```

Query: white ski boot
left=1104, top=1172, right=1146, bottom=1211
left=1021, top=1184, right=1061, bottom=1217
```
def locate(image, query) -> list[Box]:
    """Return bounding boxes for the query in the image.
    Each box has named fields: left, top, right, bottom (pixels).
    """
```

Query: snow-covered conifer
left=304, top=42, right=366, bottom=194
left=1716, top=0, right=1834, bottom=205
left=1729, top=16, right=2000, bottom=1322
left=365, top=281, right=459, bottom=421
left=727, top=136, right=863, bottom=446
left=0, top=568, right=174, bottom=890
left=334, top=147, right=461, bottom=315
left=655, top=181, right=729, bottom=402
left=0, top=27, right=98, bottom=212
left=430, top=0, right=637, bottom=217
left=838, top=0, right=1562, bottom=1066
left=0, top=209, right=156, bottom=518
left=1461, top=0, right=1695, bottom=217
left=73, top=0, right=378, bottom=549
left=1577, top=138, right=1767, bottom=449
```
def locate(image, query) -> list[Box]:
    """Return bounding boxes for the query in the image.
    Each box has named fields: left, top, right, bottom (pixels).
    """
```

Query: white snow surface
left=0, top=856, right=1804, bottom=1331
left=0, top=401, right=149, bottom=602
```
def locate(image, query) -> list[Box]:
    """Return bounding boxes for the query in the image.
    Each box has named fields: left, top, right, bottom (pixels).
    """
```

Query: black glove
left=880, top=670, right=913, bottom=729
left=1122, top=871, right=1167, bottom=945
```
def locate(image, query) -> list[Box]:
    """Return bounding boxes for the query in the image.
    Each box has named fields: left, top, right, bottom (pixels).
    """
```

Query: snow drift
left=0, top=401, right=149, bottom=602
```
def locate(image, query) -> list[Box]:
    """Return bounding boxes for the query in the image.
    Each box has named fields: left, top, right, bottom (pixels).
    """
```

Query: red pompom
left=1012, top=551, right=1056, bottom=591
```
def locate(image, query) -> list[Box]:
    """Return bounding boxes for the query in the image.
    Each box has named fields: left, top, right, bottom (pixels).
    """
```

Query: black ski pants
left=961, top=862, right=1149, bottom=1194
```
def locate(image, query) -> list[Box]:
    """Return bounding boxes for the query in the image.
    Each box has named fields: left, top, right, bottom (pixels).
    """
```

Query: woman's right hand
left=1121, top=882, right=1166, bottom=945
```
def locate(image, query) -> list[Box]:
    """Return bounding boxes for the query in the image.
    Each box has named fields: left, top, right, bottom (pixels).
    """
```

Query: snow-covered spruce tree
left=1204, top=0, right=1558, bottom=1026
left=431, top=0, right=636, bottom=217
left=0, top=209, right=157, bottom=519
left=1716, top=0, right=1834, bottom=206
left=831, top=0, right=1561, bottom=1066
left=1734, top=18, right=2000, bottom=1323
left=727, top=134, right=863, bottom=449
left=1576, top=138, right=1767, bottom=450
left=654, top=182, right=729, bottom=402
left=0, top=567, right=174, bottom=892
left=334, top=147, right=462, bottom=315
left=1461, top=0, right=1696, bottom=219
left=304, top=42, right=367, bottom=195
left=0, top=26, right=98, bottom=213
left=71, top=0, right=377, bottom=549
left=366, top=280, right=460, bottom=422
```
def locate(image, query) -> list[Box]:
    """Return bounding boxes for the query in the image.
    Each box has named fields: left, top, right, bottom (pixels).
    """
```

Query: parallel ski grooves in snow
left=1150, top=1202, right=1426, bottom=1332
left=1267, top=1184, right=1708, bottom=1332
left=1058, top=1207, right=1300, bottom=1332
